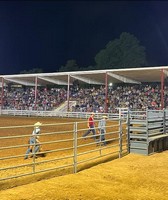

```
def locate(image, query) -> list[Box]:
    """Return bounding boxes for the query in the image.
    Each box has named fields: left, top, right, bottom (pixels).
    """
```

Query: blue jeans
left=83, top=125, right=96, bottom=140
left=24, top=137, right=40, bottom=159
left=100, top=129, right=106, bottom=145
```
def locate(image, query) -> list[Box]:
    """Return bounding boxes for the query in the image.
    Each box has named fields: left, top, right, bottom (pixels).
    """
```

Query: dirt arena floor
left=1, top=116, right=168, bottom=199
left=1, top=152, right=168, bottom=200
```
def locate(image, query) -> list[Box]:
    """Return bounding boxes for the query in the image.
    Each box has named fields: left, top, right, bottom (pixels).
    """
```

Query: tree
left=20, top=68, right=43, bottom=74
left=94, top=32, right=147, bottom=69
left=59, top=59, right=79, bottom=72
left=80, top=65, right=95, bottom=71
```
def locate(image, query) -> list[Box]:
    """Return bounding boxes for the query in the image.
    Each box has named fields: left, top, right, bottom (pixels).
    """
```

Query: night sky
left=0, top=1, right=168, bottom=75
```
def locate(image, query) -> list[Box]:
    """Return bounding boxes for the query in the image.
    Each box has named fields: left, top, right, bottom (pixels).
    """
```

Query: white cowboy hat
left=102, top=116, right=108, bottom=119
left=34, top=122, right=42, bottom=127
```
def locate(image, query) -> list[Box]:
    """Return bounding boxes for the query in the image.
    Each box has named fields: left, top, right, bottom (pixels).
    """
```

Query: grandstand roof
left=0, top=66, right=168, bottom=86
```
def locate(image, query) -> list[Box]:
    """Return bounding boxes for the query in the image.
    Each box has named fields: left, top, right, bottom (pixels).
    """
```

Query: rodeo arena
left=1, top=65, right=168, bottom=190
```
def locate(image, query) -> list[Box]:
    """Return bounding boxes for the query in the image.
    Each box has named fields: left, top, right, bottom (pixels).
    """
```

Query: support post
left=161, top=68, right=164, bottom=110
left=163, top=109, right=166, bottom=134
left=105, top=72, right=108, bottom=113
left=73, top=122, right=77, bottom=173
left=146, top=109, right=149, bottom=155
left=1, top=77, right=4, bottom=113
left=127, top=109, right=130, bottom=153
left=34, top=76, right=38, bottom=110
left=67, top=75, right=70, bottom=112
left=119, top=112, right=123, bottom=158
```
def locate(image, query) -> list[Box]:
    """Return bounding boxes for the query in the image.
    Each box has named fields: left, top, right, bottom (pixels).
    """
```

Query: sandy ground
left=1, top=151, right=168, bottom=200
left=1, top=116, right=168, bottom=199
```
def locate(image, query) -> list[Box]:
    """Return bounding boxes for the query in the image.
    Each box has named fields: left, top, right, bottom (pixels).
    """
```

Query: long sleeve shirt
left=32, top=127, right=41, bottom=139
left=98, top=119, right=106, bottom=131
left=88, top=116, right=95, bottom=127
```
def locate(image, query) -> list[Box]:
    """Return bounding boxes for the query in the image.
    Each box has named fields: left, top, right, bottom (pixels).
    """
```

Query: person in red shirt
left=82, top=112, right=96, bottom=140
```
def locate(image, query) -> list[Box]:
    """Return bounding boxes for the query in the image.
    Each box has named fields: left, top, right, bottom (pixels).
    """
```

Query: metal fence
left=0, top=109, right=128, bottom=119
left=0, top=118, right=128, bottom=182
left=127, top=109, right=168, bottom=155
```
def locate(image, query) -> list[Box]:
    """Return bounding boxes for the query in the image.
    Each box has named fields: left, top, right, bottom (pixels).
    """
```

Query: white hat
left=91, top=112, right=95, bottom=115
left=34, top=122, right=42, bottom=127
left=102, top=116, right=108, bottom=119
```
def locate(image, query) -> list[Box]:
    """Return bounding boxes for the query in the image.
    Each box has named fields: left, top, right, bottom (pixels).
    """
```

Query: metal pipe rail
left=0, top=109, right=120, bottom=119
left=128, top=109, right=168, bottom=155
left=0, top=118, right=128, bottom=182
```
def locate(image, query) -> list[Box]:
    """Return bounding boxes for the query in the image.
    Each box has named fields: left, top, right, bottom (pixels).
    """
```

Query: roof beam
left=107, top=72, right=141, bottom=84
left=38, top=77, right=70, bottom=85
left=163, top=69, right=168, bottom=77
left=71, top=75, right=104, bottom=85
left=4, top=78, right=38, bottom=86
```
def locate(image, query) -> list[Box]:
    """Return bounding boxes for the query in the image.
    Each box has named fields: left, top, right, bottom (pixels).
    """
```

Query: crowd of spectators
left=1, top=87, right=67, bottom=111
left=0, top=83, right=167, bottom=113
left=72, top=84, right=164, bottom=113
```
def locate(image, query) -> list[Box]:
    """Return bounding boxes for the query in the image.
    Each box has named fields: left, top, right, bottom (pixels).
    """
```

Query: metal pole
left=105, top=72, right=108, bottom=113
left=163, top=109, right=166, bottom=134
left=73, top=122, right=77, bottom=173
left=119, top=113, right=122, bottom=158
left=1, top=77, right=4, bottom=113
left=34, top=76, right=38, bottom=110
left=146, top=109, right=149, bottom=155
left=67, top=75, right=70, bottom=112
left=32, top=133, right=36, bottom=173
left=161, top=68, right=164, bottom=110
left=127, top=109, right=130, bottom=153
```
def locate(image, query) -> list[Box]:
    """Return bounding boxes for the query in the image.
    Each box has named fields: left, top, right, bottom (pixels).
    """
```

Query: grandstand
left=0, top=65, right=168, bottom=113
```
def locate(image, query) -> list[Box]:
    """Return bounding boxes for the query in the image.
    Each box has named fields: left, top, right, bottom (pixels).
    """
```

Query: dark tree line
left=20, top=32, right=147, bottom=74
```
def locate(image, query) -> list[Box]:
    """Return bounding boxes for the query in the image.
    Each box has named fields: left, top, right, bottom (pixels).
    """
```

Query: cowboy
left=24, top=122, right=42, bottom=159
left=97, top=116, right=108, bottom=146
